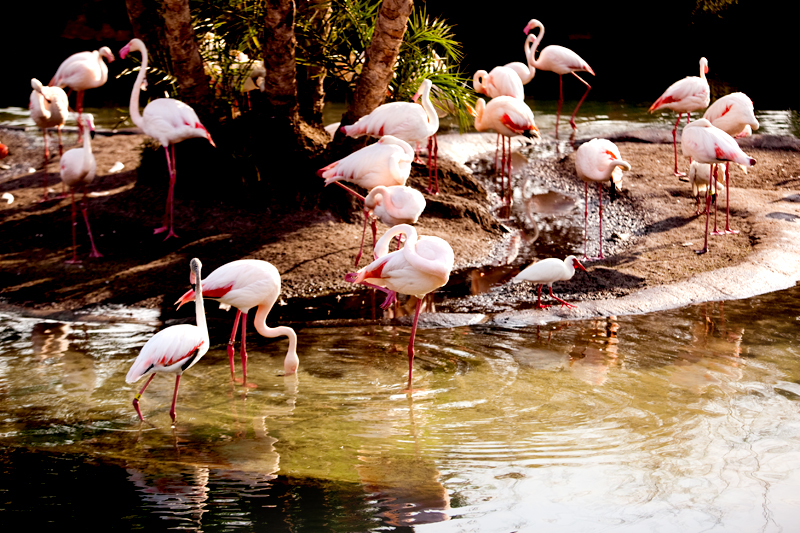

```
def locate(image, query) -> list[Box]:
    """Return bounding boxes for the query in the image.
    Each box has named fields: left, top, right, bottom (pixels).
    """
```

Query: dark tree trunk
left=261, top=0, right=299, bottom=119
left=296, top=0, right=331, bottom=125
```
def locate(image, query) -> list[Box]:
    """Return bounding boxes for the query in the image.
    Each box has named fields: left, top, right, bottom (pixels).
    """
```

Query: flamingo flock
left=13, top=19, right=766, bottom=418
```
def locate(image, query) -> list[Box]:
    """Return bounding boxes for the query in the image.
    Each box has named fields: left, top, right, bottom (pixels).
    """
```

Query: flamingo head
left=523, top=19, right=542, bottom=36
left=411, top=79, right=432, bottom=102
left=83, top=114, right=96, bottom=139
left=523, top=125, right=541, bottom=140
left=99, top=46, right=115, bottom=63
left=119, top=42, right=131, bottom=60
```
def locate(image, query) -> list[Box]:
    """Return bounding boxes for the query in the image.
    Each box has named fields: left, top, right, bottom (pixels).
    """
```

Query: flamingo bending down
left=175, top=259, right=299, bottom=384
left=341, top=79, right=440, bottom=193
left=575, top=138, right=631, bottom=260
left=703, top=92, right=759, bottom=233
left=681, top=118, right=756, bottom=254
left=471, top=96, right=540, bottom=206
left=50, top=47, right=114, bottom=137
left=523, top=19, right=595, bottom=137
left=126, top=258, right=209, bottom=422
left=119, top=38, right=216, bottom=240
left=344, top=224, right=454, bottom=389
left=30, top=78, right=69, bottom=199
left=59, top=114, right=102, bottom=263
left=473, top=67, right=525, bottom=100
left=511, top=255, right=587, bottom=308
left=649, top=57, right=710, bottom=176
left=317, top=135, right=413, bottom=190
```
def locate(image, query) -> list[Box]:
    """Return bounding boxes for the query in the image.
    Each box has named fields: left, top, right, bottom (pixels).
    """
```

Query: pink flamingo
left=126, top=258, right=209, bottom=422
left=703, top=92, right=759, bottom=234
left=355, top=185, right=427, bottom=266
left=119, top=38, right=216, bottom=240
left=471, top=96, right=540, bottom=206
left=175, top=259, right=299, bottom=385
left=318, top=134, right=413, bottom=190
left=50, top=47, right=114, bottom=138
left=503, top=33, right=537, bottom=85
left=575, top=138, right=631, bottom=261
left=29, top=78, right=69, bottom=199
left=473, top=67, right=525, bottom=99
left=344, top=224, right=454, bottom=390
left=341, top=79, right=441, bottom=193
left=59, top=114, right=102, bottom=263
left=511, top=255, right=587, bottom=308
left=681, top=118, right=756, bottom=255
left=523, top=19, right=595, bottom=138
left=649, top=57, right=710, bottom=177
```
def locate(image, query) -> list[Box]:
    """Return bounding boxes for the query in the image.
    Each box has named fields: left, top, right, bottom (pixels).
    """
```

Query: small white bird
left=688, top=160, right=725, bottom=216
left=511, top=255, right=587, bottom=309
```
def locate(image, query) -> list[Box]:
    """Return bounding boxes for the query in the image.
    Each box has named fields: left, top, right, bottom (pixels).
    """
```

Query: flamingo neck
left=82, top=124, right=93, bottom=168
left=418, top=83, right=439, bottom=135
left=473, top=99, right=486, bottom=131
left=521, top=35, right=537, bottom=83
left=253, top=304, right=299, bottom=373
left=194, top=271, right=209, bottom=343
left=128, top=45, right=147, bottom=129
left=528, top=23, right=546, bottom=69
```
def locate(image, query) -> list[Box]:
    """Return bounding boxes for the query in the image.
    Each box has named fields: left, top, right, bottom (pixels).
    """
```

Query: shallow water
left=2, top=282, right=800, bottom=531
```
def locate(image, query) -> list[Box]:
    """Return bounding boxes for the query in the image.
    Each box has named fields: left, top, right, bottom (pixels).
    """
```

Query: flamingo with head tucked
left=176, top=259, right=299, bottom=385
left=681, top=118, right=756, bottom=255
left=50, top=47, right=114, bottom=138
left=356, top=185, right=427, bottom=265
left=30, top=78, right=69, bottom=199
left=317, top=135, right=413, bottom=190
left=119, top=38, right=216, bottom=240
left=523, top=19, right=595, bottom=138
left=345, top=224, right=453, bottom=390
left=703, top=92, right=759, bottom=234
left=575, top=138, right=631, bottom=261
left=649, top=57, right=710, bottom=177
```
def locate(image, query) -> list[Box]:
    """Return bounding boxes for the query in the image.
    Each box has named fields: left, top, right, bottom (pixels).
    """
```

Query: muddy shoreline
left=1, top=125, right=799, bottom=327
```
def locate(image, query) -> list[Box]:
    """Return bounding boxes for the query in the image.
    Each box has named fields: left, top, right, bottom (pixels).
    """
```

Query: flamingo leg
left=428, top=134, right=439, bottom=194
left=132, top=373, right=156, bottom=421
left=568, top=72, right=592, bottom=131
left=583, top=183, right=590, bottom=260
left=506, top=136, right=513, bottom=205
left=597, top=182, right=604, bottom=260
left=672, top=113, right=686, bottom=177
left=227, top=310, right=242, bottom=378
left=169, top=374, right=182, bottom=423
left=80, top=190, right=102, bottom=258
left=66, top=190, right=81, bottom=264
left=695, top=163, right=714, bottom=255
left=57, top=126, right=64, bottom=159
left=554, top=75, right=564, bottom=140
left=240, top=311, right=249, bottom=385
left=724, top=162, right=739, bottom=234
left=406, top=297, right=424, bottom=390
left=76, top=91, right=85, bottom=142
left=355, top=209, right=369, bottom=267
left=363, top=281, right=397, bottom=309
left=155, top=146, right=176, bottom=237
left=710, top=165, right=723, bottom=235
left=549, top=286, right=576, bottom=309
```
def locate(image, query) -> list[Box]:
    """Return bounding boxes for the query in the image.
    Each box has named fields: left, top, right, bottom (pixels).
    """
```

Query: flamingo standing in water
left=471, top=96, right=540, bottom=206
left=511, top=255, right=587, bottom=308
left=649, top=57, right=710, bottom=176
left=341, top=79, right=440, bottom=193
left=30, top=78, right=69, bottom=199
left=345, top=224, right=454, bottom=389
left=119, top=38, right=216, bottom=239
left=50, top=47, right=114, bottom=138
left=175, top=259, right=299, bottom=384
left=575, top=138, right=631, bottom=260
left=681, top=118, right=756, bottom=255
left=703, top=92, right=759, bottom=234
left=59, top=114, right=102, bottom=263
left=126, top=258, right=209, bottom=422
left=523, top=19, right=594, bottom=138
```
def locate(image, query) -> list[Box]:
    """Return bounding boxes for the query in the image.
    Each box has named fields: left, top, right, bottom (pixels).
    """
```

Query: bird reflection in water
left=31, top=321, right=72, bottom=358
left=355, top=394, right=450, bottom=527
left=669, top=302, right=744, bottom=393
left=569, top=316, right=620, bottom=385
left=127, top=465, right=210, bottom=528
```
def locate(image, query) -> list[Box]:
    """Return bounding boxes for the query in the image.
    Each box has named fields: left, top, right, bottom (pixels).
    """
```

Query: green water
left=1, top=283, right=800, bottom=531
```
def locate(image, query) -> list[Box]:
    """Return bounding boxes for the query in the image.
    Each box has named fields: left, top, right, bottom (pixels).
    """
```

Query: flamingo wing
left=126, top=324, right=207, bottom=382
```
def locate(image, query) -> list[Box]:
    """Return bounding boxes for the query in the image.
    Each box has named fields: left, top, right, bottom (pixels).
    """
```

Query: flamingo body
left=649, top=58, right=710, bottom=115
left=317, top=135, right=413, bottom=189
left=703, top=92, right=759, bottom=138
left=365, top=185, right=426, bottom=228
left=473, top=66, right=525, bottom=99
left=512, top=255, right=586, bottom=308
left=50, top=47, right=114, bottom=92
left=175, top=259, right=299, bottom=379
left=126, top=258, right=209, bottom=422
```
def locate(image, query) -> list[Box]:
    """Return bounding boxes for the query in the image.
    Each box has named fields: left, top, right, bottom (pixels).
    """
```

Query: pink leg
left=227, top=310, right=242, bottom=378
left=240, top=311, right=250, bottom=385
left=494, top=134, right=500, bottom=171
left=80, top=192, right=103, bottom=258
left=355, top=209, right=369, bottom=267
left=132, top=373, right=156, bottom=421
left=583, top=183, right=590, bottom=260
left=57, top=126, right=64, bottom=159
left=555, top=75, right=564, bottom=140
left=428, top=134, right=439, bottom=194
left=536, top=284, right=551, bottom=309
left=39, top=129, right=50, bottom=202
left=406, top=297, right=424, bottom=390
left=66, top=190, right=81, bottom=264
left=76, top=92, right=85, bottom=142
left=597, top=182, right=604, bottom=259
left=672, top=114, right=686, bottom=177
left=695, top=163, right=714, bottom=255
left=710, top=164, right=723, bottom=236
left=549, top=286, right=576, bottom=309
left=169, top=374, right=182, bottom=422
left=568, top=72, right=592, bottom=131
left=724, top=163, right=738, bottom=234
left=506, top=136, right=512, bottom=205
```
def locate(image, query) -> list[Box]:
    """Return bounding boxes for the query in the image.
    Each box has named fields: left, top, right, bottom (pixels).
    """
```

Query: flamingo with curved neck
left=523, top=19, right=595, bottom=138
left=345, top=224, right=454, bottom=390
left=30, top=78, right=69, bottom=199
left=503, top=33, right=537, bottom=85
left=119, top=38, right=216, bottom=239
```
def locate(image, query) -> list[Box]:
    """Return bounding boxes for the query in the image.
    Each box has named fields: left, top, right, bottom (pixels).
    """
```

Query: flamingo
left=175, top=259, right=299, bottom=384
left=703, top=92, right=759, bottom=233
left=471, top=96, right=540, bottom=206
left=356, top=185, right=427, bottom=266
left=511, top=255, right=587, bottom=308
left=523, top=19, right=595, bottom=137
left=575, top=138, right=631, bottom=260
left=649, top=57, right=710, bottom=177
left=341, top=79, right=441, bottom=193
left=49, top=47, right=114, bottom=138
left=126, top=258, right=209, bottom=422
left=317, top=135, right=413, bottom=190
left=473, top=67, right=525, bottom=100
left=59, top=114, right=102, bottom=263
left=119, top=38, right=216, bottom=240
left=503, top=33, right=537, bottom=85
left=681, top=118, right=756, bottom=255
left=344, top=224, right=454, bottom=389
left=29, top=79, right=69, bottom=200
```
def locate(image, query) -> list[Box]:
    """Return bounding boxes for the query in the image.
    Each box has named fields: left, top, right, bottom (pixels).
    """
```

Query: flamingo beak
left=119, top=43, right=130, bottom=59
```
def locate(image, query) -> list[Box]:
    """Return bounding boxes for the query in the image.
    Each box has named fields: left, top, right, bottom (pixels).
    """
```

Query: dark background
left=1, top=0, right=794, bottom=112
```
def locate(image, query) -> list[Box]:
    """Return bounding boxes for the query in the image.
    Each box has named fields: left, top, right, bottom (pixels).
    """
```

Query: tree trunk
left=261, top=0, right=299, bottom=119
left=296, top=0, right=331, bottom=125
